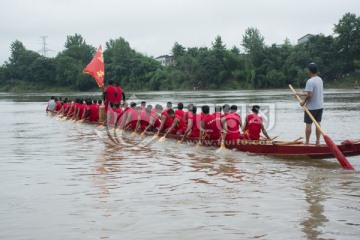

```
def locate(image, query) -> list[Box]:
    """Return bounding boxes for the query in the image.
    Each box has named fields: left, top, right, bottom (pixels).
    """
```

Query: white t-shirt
left=47, top=99, right=56, bottom=111
left=304, top=76, right=323, bottom=110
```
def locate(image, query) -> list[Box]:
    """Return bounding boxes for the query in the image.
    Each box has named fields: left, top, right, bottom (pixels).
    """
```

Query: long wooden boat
left=154, top=133, right=360, bottom=159
left=53, top=114, right=360, bottom=160
left=106, top=123, right=360, bottom=159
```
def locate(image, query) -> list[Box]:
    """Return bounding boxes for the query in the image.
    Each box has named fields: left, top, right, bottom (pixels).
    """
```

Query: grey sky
left=1, top=0, right=359, bottom=65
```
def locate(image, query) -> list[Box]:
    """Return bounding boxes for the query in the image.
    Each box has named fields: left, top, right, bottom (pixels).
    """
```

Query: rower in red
left=179, top=105, right=202, bottom=143
left=136, top=106, right=152, bottom=132
left=86, top=99, right=99, bottom=122
left=199, top=105, right=221, bottom=145
left=125, top=103, right=141, bottom=130
left=242, top=105, right=270, bottom=140
left=175, top=102, right=186, bottom=123
left=221, top=104, right=244, bottom=144
left=162, top=109, right=187, bottom=136
left=155, top=105, right=172, bottom=133
left=138, top=106, right=161, bottom=136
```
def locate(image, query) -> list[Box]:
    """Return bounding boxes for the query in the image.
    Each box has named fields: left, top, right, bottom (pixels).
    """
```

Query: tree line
left=0, top=12, right=359, bottom=92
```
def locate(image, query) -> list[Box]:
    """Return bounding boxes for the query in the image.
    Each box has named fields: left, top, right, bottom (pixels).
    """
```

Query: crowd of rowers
left=47, top=96, right=271, bottom=145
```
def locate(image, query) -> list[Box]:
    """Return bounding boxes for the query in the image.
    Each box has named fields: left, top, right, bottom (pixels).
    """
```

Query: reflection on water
left=0, top=89, right=360, bottom=239
left=301, top=170, right=328, bottom=239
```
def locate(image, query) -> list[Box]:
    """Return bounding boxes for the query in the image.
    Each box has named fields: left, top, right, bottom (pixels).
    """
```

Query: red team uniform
left=161, top=111, right=173, bottom=132
left=104, top=85, right=117, bottom=112
left=56, top=101, right=62, bottom=112
left=174, top=109, right=185, bottom=121
left=170, top=114, right=187, bottom=134
left=127, top=108, right=139, bottom=130
left=138, top=111, right=151, bottom=131
left=86, top=104, right=99, bottom=122
left=202, top=114, right=221, bottom=139
left=245, top=114, right=263, bottom=140
left=188, top=113, right=202, bottom=137
left=115, top=86, right=123, bottom=105
left=77, top=103, right=86, bottom=119
left=224, top=112, right=243, bottom=141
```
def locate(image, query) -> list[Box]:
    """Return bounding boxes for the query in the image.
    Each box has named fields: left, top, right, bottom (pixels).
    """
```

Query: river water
left=0, top=89, right=360, bottom=240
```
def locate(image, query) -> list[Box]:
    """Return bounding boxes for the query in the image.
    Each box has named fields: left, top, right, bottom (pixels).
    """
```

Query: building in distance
left=155, top=55, right=174, bottom=66
left=297, top=34, right=315, bottom=44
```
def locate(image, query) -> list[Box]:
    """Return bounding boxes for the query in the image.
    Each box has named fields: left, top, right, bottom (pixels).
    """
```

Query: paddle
left=289, top=84, right=354, bottom=170
left=219, top=131, right=226, bottom=150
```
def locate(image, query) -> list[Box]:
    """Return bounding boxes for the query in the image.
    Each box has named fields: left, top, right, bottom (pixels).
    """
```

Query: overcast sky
left=1, top=0, right=359, bottom=65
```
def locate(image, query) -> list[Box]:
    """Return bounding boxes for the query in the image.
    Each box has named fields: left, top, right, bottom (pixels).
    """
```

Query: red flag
left=83, top=45, right=104, bottom=87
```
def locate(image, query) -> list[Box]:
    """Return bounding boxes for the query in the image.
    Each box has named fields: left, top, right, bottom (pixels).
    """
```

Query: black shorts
left=304, top=108, right=323, bottom=124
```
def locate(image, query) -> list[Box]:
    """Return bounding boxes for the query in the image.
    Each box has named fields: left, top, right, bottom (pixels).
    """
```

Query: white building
left=155, top=55, right=174, bottom=66
left=297, top=34, right=315, bottom=44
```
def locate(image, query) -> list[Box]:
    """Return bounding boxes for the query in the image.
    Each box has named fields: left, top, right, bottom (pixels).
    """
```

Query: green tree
left=55, top=34, right=97, bottom=90
left=104, top=37, right=160, bottom=90
left=172, top=42, right=186, bottom=60
left=5, top=40, right=41, bottom=81
left=241, top=27, right=265, bottom=67
left=334, top=13, right=360, bottom=71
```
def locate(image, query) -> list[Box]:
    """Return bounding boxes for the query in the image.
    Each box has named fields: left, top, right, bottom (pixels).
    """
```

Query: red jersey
left=184, top=111, right=193, bottom=124
left=151, top=114, right=161, bottom=129
left=127, top=108, right=139, bottom=130
left=87, top=104, right=99, bottom=122
left=104, top=85, right=117, bottom=111
left=161, top=111, right=173, bottom=129
left=56, top=102, right=62, bottom=112
left=224, top=112, right=242, bottom=140
left=113, top=108, right=123, bottom=126
left=202, top=114, right=221, bottom=139
left=166, top=114, right=186, bottom=134
left=175, top=109, right=185, bottom=121
left=70, top=103, right=80, bottom=117
left=211, top=112, right=223, bottom=133
left=191, top=113, right=202, bottom=132
left=188, top=113, right=202, bottom=137
left=245, top=114, right=262, bottom=140
left=61, top=103, right=69, bottom=114
left=138, top=112, right=151, bottom=130
left=65, top=103, right=74, bottom=116
left=78, top=104, right=87, bottom=119
left=114, top=86, right=123, bottom=105
left=174, top=114, right=186, bottom=129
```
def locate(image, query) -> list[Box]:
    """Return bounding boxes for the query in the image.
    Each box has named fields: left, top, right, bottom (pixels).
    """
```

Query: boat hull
left=66, top=118, right=360, bottom=160
left=158, top=134, right=360, bottom=159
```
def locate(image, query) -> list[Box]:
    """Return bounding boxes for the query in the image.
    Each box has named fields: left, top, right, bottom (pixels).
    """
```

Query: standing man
left=296, top=63, right=324, bottom=145
left=103, top=80, right=117, bottom=112
left=114, top=81, right=125, bottom=106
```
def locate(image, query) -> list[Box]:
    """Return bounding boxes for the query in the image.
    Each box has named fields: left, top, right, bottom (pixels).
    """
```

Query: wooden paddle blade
left=323, top=135, right=355, bottom=170
left=158, top=136, right=166, bottom=143
left=215, top=143, right=229, bottom=154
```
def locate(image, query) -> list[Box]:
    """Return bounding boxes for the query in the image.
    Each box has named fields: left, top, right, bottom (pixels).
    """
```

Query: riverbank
left=324, top=73, right=360, bottom=88
left=1, top=73, right=359, bottom=93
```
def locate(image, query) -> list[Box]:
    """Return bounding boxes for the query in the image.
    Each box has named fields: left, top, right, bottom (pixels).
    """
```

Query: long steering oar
left=289, top=84, right=354, bottom=170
